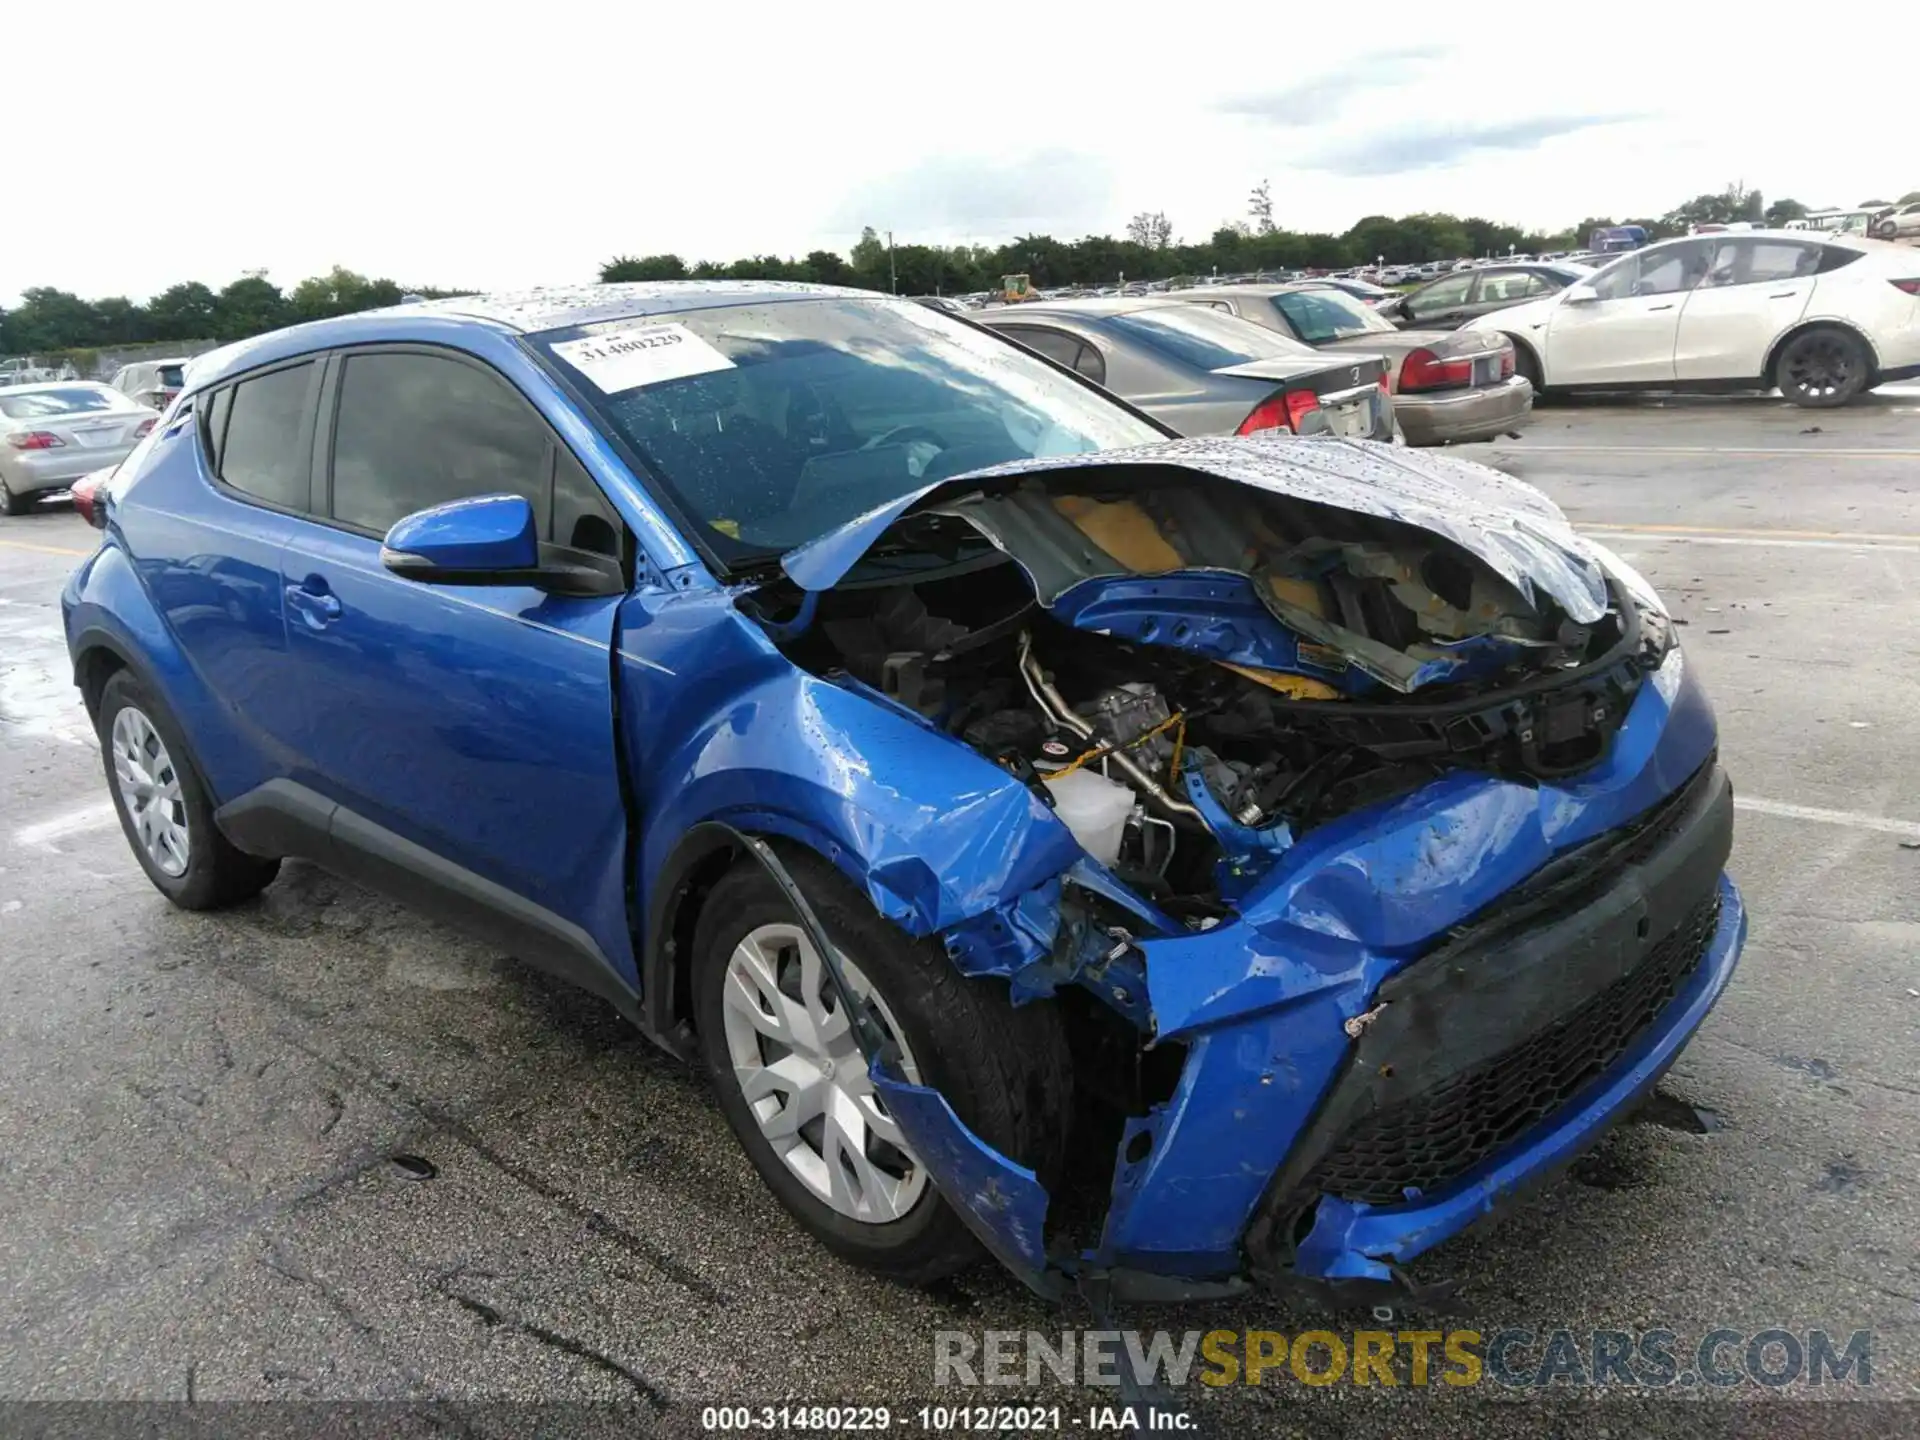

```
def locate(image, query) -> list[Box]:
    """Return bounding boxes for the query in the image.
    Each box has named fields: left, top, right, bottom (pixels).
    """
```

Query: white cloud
left=4, top=1, right=1913, bottom=306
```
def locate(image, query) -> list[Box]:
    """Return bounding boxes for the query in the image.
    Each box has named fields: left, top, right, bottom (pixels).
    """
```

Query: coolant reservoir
left=1042, top=768, right=1134, bottom=866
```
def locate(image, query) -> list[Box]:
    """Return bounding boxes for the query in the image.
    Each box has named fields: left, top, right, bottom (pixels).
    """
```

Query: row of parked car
left=8, top=228, right=1917, bottom=520
left=0, top=359, right=189, bottom=514
left=947, top=229, right=1919, bottom=451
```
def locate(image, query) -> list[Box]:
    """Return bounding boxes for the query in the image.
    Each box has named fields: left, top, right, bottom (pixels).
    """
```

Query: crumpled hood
left=781, top=435, right=1609, bottom=626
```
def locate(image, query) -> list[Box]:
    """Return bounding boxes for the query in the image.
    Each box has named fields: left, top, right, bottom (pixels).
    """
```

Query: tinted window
left=1001, top=326, right=1083, bottom=368
left=1071, top=342, right=1107, bottom=386
left=536, top=297, right=1160, bottom=565
left=219, top=364, right=314, bottom=509
left=1590, top=241, right=1711, bottom=301
left=1701, top=239, right=1821, bottom=288
left=1408, top=274, right=1472, bottom=313
left=1270, top=288, right=1393, bottom=342
left=330, top=352, right=550, bottom=536
left=157, top=365, right=185, bottom=388
left=552, top=447, right=621, bottom=556
left=201, top=386, right=233, bottom=468
left=0, top=386, right=120, bottom=418
left=1105, top=306, right=1317, bottom=371
left=1473, top=271, right=1551, bottom=305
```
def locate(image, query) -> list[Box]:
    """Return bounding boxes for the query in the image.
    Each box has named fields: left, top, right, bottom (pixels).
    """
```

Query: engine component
left=1042, top=768, right=1136, bottom=866
left=1080, top=683, right=1177, bottom=771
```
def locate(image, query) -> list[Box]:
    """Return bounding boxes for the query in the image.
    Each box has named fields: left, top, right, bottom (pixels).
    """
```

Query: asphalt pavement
left=2, top=388, right=1916, bottom=1436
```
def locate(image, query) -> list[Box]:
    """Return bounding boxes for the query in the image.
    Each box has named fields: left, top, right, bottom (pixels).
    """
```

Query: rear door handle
left=285, top=583, right=342, bottom=629
left=1769, top=291, right=1800, bottom=299
left=1646, top=303, right=1675, bottom=311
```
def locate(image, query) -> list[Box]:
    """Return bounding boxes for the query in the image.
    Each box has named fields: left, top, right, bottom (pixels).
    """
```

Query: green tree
left=90, top=297, right=149, bottom=345
left=4, top=287, right=100, bottom=350
left=599, top=253, right=688, bottom=281
left=289, top=266, right=403, bottom=322
left=213, top=276, right=289, bottom=341
left=145, top=282, right=220, bottom=341
left=1763, top=197, right=1809, bottom=226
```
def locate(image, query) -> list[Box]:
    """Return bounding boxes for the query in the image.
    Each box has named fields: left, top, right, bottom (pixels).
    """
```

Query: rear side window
left=157, top=365, right=185, bottom=388
left=328, top=350, right=620, bottom=552
left=998, top=326, right=1107, bottom=385
left=218, top=363, right=315, bottom=509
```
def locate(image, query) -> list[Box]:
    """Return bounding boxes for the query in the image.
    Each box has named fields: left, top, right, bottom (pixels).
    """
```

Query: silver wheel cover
left=110, top=706, right=191, bottom=877
left=720, top=922, right=929, bottom=1224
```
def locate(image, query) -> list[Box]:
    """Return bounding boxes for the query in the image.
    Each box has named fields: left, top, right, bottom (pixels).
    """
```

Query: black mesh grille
left=1301, top=890, right=1723, bottom=1207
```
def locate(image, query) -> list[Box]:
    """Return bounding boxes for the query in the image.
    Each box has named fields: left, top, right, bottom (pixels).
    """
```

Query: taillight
left=134, top=418, right=156, bottom=439
left=71, top=473, right=108, bottom=529
left=1236, top=394, right=1290, bottom=435
left=1398, top=347, right=1475, bottom=392
left=1891, top=278, right=1920, bottom=295
left=1284, top=389, right=1321, bottom=432
left=1236, top=390, right=1323, bottom=435
left=5, top=430, right=65, bottom=451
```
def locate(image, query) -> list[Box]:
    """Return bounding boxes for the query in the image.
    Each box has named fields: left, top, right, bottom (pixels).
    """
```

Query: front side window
left=329, top=352, right=552, bottom=536
left=218, top=363, right=314, bottom=509
left=1270, top=288, right=1393, bottom=343
left=534, top=296, right=1162, bottom=566
left=1473, top=271, right=1551, bottom=305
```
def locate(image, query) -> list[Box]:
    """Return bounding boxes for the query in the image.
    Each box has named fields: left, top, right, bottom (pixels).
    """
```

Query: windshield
left=1270, top=288, right=1393, bottom=342
left=0, top=386, right=119, bottom=419
left=533, top=296, right=1163, bottom=565
left=1106, top=305, right=1318, bottom=370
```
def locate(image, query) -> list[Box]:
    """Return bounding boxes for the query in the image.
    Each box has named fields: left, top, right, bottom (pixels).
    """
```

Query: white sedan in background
left=1460, top=231, right=1920, bottom=407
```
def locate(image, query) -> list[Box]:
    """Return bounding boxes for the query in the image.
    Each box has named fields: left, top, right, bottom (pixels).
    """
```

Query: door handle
left=1769, top=291, right=1800, bottom=299
left=1646, top=303, right=1675, bottom=311
left=285, top=583, right=342, bottom=629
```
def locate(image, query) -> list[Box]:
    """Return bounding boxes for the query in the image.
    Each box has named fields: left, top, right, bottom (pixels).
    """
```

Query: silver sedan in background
left=0, top=383, right=157, bottom=515
left=1171, top=283, right=1533, bottom=445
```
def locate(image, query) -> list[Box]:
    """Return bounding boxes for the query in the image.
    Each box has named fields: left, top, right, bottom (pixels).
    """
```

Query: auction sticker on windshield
left=551, top=322, right=735, bottom=394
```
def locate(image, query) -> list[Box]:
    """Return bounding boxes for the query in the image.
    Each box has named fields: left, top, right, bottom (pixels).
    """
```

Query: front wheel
left=1775, top=327, right=1871, bottom=408
left=96, top=669, right=280, bottom=909
left=692, top=849, right=1071, bottom=1283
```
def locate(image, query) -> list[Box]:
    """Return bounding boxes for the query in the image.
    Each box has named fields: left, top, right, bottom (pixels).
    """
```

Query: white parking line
left=15, top=799, right=119, bottom=849
left=1495, top=445, right=1920, bottom=458
left=1586, top=530, right=1920, bottom=554
left=1735, top=797, right=1920, bottom=841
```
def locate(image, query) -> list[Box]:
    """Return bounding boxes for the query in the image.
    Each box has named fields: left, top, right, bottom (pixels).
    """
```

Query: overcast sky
left=8, top=2, right=1912, bottom=305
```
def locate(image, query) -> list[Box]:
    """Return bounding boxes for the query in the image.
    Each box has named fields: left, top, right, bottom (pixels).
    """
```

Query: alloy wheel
left=1782, top=335, right=1858, bottom=402
left=719, top=922, right=929, bottom=1223
left=110, top=706, right=191, bottom=877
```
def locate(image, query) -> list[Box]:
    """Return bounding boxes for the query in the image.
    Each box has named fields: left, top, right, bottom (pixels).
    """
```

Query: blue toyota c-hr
left=63, top=282, right=1744, bottom=1304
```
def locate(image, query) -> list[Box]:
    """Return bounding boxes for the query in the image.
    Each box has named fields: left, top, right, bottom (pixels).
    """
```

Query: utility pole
left=887, top=230, right=897, bottom=294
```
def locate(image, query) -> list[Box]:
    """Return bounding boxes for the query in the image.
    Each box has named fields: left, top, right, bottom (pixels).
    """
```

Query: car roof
left=978, top=296, right=1196, bottom=320
left=179, top=281, right=883, bottom=394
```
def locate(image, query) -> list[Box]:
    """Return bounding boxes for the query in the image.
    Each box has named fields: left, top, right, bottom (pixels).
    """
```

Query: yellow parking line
left=1589, top=522, right=1920, bottom=544
left=0, top=537, right=91, bottom=558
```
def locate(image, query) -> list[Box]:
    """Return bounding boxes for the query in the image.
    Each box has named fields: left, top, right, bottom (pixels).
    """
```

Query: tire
left=692, top=849, right=1071, bottom=1283
left=96, top=669, right=280, bottom=909
left=1876, top=221, right=1899, bottom=240
left=0, top=481, right=27, bottom=517
left=1774, top=327, right=1871, bottom=408
left=1510, top=337, right=1545, bottom=392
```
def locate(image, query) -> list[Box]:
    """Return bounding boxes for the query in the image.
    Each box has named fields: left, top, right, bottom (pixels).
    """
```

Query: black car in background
left=1376, top=262, right=1595, bottom=330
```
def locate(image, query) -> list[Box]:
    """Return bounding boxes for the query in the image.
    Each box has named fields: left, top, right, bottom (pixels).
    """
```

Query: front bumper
left=871, top=646, right=1743, bottom=1302
left=1396, top=375, right=1533, bottom=445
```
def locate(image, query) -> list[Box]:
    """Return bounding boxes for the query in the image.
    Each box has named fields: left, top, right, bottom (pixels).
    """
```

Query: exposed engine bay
left=755, top=468, right=1668, bottom=917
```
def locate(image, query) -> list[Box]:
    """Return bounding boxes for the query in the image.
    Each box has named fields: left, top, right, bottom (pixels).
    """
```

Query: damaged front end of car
left=741, top=437, right=1746, bottom=1305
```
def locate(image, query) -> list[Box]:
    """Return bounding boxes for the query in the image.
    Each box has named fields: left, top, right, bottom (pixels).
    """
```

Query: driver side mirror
left=381, top=494, right=623, bottom=597
left=1562, top=283, right=1600, bottom=305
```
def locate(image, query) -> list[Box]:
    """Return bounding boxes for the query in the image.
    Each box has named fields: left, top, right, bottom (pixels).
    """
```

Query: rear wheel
left=692, top=849, right=1071, bottom=1283
left=0, top=481, right=28, bottom=517
left=1775, top=327, right=1870, bottom=408
left=96, top=670, right=280, bottom=909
